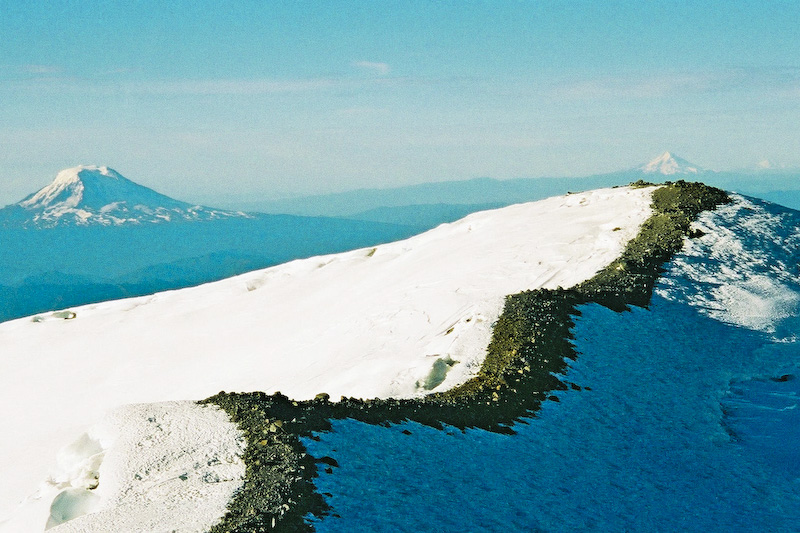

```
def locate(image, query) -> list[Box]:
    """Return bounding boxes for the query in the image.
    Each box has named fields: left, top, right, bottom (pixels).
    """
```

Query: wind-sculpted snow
left=657, top=194, right=800, bottom=338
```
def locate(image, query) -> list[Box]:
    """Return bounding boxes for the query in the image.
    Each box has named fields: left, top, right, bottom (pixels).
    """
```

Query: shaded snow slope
left=657, top=194, right=800, bottom=337
left=305, top=298, right=800, bottom=532
left=2, top=166, right=245, bottom=227
left=0, top=186, right=653, bottom=527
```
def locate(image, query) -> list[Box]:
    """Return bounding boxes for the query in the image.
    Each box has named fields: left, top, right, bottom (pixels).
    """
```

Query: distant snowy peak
left=18, top=166, right=169, bottom=211
left=638, top=152, right=708, bottom=176
left=4, top=166, right=247, bottom=228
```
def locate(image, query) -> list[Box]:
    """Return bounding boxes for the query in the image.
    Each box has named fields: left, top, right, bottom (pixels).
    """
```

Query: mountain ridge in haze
left=225, top=151, right=798, bottom=218
left=220, top=152, right=715, bottom=218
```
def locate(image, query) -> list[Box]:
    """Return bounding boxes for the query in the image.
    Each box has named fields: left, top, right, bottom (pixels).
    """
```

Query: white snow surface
left=19, top=166, right=117, bottom=210
left=0, top=186, right=653, bottom=530
left=1, top=402, right=245, bottom=533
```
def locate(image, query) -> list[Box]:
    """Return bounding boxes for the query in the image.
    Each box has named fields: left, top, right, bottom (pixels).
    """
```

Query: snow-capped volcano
left=638, top=151, right=707, bottom=175
left=1, top=165, right=243, bottom=227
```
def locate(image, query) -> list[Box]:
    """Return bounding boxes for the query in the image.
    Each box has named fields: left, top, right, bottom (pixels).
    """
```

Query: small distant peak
left=639, top=151, right=704, bottom=175
left=754, top=159, right=789, bottom=171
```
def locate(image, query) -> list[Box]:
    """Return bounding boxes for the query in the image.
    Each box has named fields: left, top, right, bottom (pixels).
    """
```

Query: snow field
left=0, top=186, right=653, bottom=529
left=2, top=402, right=245, bottom=532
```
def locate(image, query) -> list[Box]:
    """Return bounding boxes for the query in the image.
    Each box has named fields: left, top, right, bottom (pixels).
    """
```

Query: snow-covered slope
left=0, top=166, right=245, bottom=227
left=0, top=186, right=654, bottom=530
left=657, top=194, right=800, bottom=336
left=638, top=151, right=707, bottom=175
left=302, top=194, right=800, bottom=532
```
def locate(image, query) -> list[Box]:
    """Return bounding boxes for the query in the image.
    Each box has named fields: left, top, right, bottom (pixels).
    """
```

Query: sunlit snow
left=639, top=151, right=704, bottom=175
left=2, top=402, right=245, bottom=533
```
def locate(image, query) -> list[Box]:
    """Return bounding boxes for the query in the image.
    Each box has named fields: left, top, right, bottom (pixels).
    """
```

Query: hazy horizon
left=3, top=2, right=800, bottom=206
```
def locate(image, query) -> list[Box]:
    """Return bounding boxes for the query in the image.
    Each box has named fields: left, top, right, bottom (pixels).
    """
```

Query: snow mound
left=2, top=402, right=245, bottom=532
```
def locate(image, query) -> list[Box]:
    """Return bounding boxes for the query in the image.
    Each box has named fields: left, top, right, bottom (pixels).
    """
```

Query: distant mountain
left=622, top=153, right=800, bottom=209
left=0, top=165, right=244, bottom=228
left=635, top=151, right=709, bottom=176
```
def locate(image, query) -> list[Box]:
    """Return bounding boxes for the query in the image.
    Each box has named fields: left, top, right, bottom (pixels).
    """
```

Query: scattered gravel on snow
left=3, top=402, right=245, bottom=533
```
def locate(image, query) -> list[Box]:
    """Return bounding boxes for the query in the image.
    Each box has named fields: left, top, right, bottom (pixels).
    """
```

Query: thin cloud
left=5, top=76, right=344, bottom=96
left=353, top=61, right=390, bottom=75
left=335, top=106, right=389, bottom=117
left=142, top=78, right=340, bottom=95
left=552, top=68, right=800, bottom=100
left=22, top=64, right=63, bottom=74
left=554, top=72, right=732, bottom=100
left=6, top=74, right=416, bottom=97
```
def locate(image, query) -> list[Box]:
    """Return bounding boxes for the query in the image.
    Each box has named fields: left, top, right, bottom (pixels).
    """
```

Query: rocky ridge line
left=201, top=180, right=731, bottom=532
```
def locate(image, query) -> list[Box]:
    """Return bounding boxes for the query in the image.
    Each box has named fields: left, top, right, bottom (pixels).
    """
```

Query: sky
left=2, top=0, right=800, bottom=206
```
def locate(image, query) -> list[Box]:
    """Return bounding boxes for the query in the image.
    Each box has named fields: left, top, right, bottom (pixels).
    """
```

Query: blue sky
left=2, top=1, right=800, bottom=205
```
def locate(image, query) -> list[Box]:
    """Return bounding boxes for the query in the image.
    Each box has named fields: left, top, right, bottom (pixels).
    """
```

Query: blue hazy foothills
left=2, top=1, right=800, bottom=207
